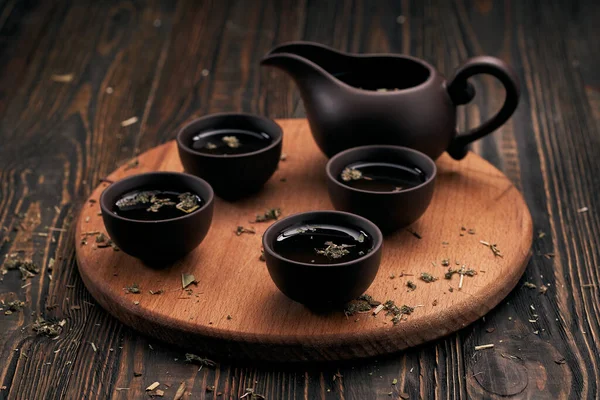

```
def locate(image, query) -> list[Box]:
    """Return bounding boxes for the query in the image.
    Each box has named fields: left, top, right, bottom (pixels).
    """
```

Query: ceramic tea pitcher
left=261, top=42, right=520, bottom=160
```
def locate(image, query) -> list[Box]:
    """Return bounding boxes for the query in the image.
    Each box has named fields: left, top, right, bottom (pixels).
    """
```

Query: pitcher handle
left=446, top=56, right=520, bottom=160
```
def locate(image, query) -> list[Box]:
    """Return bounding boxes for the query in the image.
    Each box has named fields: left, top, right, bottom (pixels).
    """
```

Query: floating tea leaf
left=341, top=167, right=363, bottom=182
left=274, top=223, right=372, bottom=264
left=114, top=189, right=203, bottom=221
left=191, top=129, right=271, bottom=155
left=222, top=135, right=240, bottom=148
left=339, top=162, right=426, bottom=192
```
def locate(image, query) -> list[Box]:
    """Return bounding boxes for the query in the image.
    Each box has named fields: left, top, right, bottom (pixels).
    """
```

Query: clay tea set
left=97, top=41, right=520, bottom=306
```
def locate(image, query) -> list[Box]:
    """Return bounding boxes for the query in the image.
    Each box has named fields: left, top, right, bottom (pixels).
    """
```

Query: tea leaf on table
left=182, top=273, right=196, bottom=290
left=406, top=281, right=416, bottom=291
left=240, top=388, right=266, bottom=400
left=32, top=318, right=66, bottom=337
left=124, top=283, right=140, bottom=294
left=236, top=226, right=256, bottom=236
left=259, top=249, right=265, bottom=262
left=4, top=299, right=25, bottom=315
left=420, top=272, right=437, bottom=282
left=254, top=208, right=281, bottom=222
left=124, top=158, right=139, bottom=170
left=185, top=353, right=216, bottom=367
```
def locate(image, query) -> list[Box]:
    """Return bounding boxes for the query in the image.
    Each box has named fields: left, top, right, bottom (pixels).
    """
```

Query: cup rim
left=326, top=145, right=437, bottom=195
left=176, top=112, right=283, bottom=159
left=99, top=171, right=214, bottom=224
left=262, top=210, right=383, bottom=268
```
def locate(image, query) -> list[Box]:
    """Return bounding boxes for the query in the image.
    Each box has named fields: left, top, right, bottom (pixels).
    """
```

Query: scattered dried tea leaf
left=468, top=229, right=476, bottom=235
left=259, top=249, right=265, bottom=262
left=441, top=259, right=450, bottom=267
left=222, top=135, right=240, bottom=148
left=240, top=388, right=266, bottom=400
left=340, top=167, right=363, bottom=182
left=32, top=318, right=66, bottom=337
left=185, top=353, right=216, bottom=367
left=120, top=116, right=139, bottom=127
left=205, top=142, right=217, bottom=150
left=474, top=344, right=494, bottom=351
left=344, top=299, right=373, bottom=316
left=383, top=300, right=415, bottom=325
left=149, top=289, right=164, bottom=295
left=4, top=300, right=25, bottom=315
left=235, top=226, right=256, bottom=236
left=182, top=273, right=196, bottom=290
left=316, top=241, right=355, bottom=259
left=406, top=281, right=416, bottom=291
left=480, top=241, right=503, bottom=258
left=124, top=283, right=140, bottom=294
left=523, top=282, right=537, bottom=289
left=419, top=272, right=437, bottom=283
left=539, top=285, right=548, bottom=295
left=280, top=153, right=287, bottom=161
left=51, top=73, right=74, bottom=83
left=124, top=158, right=139, bottom=170
left=253, top=208, right=281, bottom=222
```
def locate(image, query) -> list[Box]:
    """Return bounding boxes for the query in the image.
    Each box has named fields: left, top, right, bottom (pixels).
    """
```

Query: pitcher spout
left=260, top=52, right=337, bottom=94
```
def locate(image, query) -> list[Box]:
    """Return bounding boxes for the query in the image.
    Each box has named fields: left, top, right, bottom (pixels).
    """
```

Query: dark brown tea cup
left=262, top=211, right=383, bottom=306
left=326, top=145, right=436, bottom=234
left=176, top=113, right=283, bottom=200
left=100, top=172, right=214, bottom=265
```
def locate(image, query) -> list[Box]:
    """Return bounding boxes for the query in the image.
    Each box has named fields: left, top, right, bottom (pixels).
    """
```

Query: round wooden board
left=76, top=119, right=532, bottom=362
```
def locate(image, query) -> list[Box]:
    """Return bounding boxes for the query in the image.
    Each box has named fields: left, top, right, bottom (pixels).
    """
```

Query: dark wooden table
left=1, top=0, right=598, bottom=399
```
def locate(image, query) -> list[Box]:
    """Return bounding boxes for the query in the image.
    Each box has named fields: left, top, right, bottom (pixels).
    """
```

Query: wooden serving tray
left=76, top=119, right=532, bottom=362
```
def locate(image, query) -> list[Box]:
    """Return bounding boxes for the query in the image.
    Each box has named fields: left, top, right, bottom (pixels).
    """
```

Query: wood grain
left=0, top=0, right=598, bottom=398
left=75, top=119, right=532, bottom=362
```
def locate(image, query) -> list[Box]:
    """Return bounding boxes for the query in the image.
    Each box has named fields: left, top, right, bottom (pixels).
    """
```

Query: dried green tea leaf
left=420, top=272, right=437, bottom=283
left=254, top=208, right=281, bottom=222
left=124, top=283, right=140, bottom=294
left=235, top=226, right=256, bottom=236
left=32, top=317, right=66, bottom=337
left=185, top=353, right=216, bottom=367
left=124, top=158, right=139, bottom=170
left=406, top=281, right=416, bottom=291
left=240, top=388, right=266, bottom=400
left=259, top=249, right=265, bottom=262
left=182, top=273, right=196, bottom=290
left=4, top=299, right=25, bottom=315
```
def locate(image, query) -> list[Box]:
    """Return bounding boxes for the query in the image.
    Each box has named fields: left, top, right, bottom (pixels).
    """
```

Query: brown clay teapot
left=261, top=42, right=520, bottom=160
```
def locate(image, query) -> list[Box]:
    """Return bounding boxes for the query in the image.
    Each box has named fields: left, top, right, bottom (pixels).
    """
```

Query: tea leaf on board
left=182, top=273, right=196, bottom=289
left=254, top=208, right=281, bottom=222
